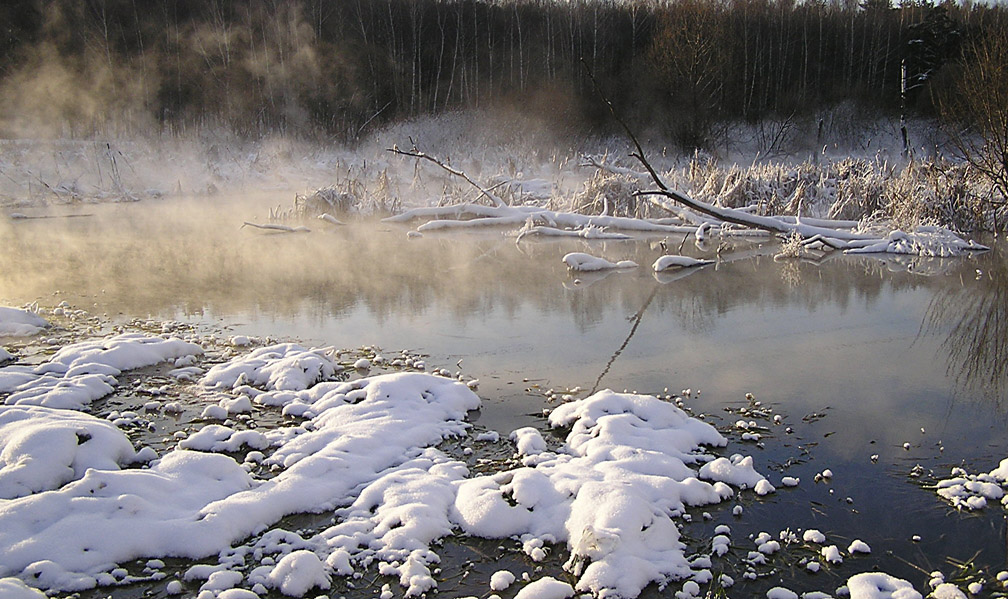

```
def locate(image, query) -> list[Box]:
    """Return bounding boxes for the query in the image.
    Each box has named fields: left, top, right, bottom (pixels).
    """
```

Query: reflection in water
left=923, top=245, right=1008, bottom=408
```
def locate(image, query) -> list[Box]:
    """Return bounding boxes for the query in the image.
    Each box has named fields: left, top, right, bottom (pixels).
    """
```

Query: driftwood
left=578, top=64, right=989, bottom=257
left=241, top=221, right=311, bottom=233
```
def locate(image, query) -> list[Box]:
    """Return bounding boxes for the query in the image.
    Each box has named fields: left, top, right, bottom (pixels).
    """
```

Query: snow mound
left=266, top=550, right=330, bottom=596
left=847, top=573, right=921, bottom=599
left=0, top=307, right=49, bottom=336
left=452, top=389, right=749, bottom=599
left=0, top=577, right=46, bottom=598
left=0, top=333, right=202, bottom=410
left=0, top=365, right=480, bottom=595
left=514, top=576, right=575, bottom=599
left=0, top=405, right=141, bottom=499
left=934, top=460, right=1008, bottom=511
left=652, top=255, right=715, bottom=271
left=200, top=343, right=336, bottom=391
left=563, top=252, right=638, bottom=272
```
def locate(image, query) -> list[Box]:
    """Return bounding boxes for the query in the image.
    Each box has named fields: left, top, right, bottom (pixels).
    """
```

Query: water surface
left=2, top=197, right=1006, bottom=596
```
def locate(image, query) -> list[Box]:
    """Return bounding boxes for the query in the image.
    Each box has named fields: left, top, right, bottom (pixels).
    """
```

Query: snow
left=803, top=529, right=827, bottom=544
left=563, top=252, right=638, bottom=272
left=769, top=587, right=800, bottom=599
left=652, top=255, right=715, bottom=271
left=0, top=577, right=46, bottom=598
left=821, top=545, right=843, bottom=564
left=0, top=405, right=141, bottom=498
left=265, top=550, right=330, bottom=596
left=0, top=333, right=202, bottom=410
left=513, top=577, right=575, bottom=599
left=848, top=540, right=871, bottom=554
left=200, top=343, right=336, bottom=392
left=491, top=570, right=517, bottom=591
left=0, top=307, right=49, bottom=336
left=931, top=583, right=967, bottom=599
left=935, top=461, right=1008, bottom=511
left=846, top=573, right=921, bottom=599
left=452, top=389, right=747, bottom=598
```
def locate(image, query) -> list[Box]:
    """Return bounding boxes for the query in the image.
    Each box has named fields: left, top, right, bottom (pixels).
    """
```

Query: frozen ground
left=2, top=304, right=1008, bottom=599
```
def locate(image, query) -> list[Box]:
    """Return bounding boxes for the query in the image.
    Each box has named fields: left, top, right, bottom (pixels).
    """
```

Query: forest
left=0, top=0, right=1005, bottom=150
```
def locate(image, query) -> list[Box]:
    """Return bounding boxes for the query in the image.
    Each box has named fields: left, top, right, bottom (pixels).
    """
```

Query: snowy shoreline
left=3, top=305, right=1007, bottom=599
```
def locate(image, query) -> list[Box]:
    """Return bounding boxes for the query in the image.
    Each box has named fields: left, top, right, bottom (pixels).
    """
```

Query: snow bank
left=0, top=307, right=48, bottom=337
left=562, top=252, right=638, bottom=272
left=0, top=450, right=254, bottom=584
left=0, top=406, right=140, bottom=499
left=0, top=333, right=202, bottom=410
left=0, top=350, right=480, bottom=595
left=452, top=390, right=753, bottom=599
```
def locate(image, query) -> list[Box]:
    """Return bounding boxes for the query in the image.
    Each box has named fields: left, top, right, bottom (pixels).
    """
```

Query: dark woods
left=0, top=0, right=1004, bottom=147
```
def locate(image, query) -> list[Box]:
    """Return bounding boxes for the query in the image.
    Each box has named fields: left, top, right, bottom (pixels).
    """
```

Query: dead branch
left=388, top=140, right=507, bottom=208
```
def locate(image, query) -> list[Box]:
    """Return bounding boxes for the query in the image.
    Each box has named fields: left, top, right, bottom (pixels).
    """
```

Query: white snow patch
left=200, top=344, right=336, bottom=392
left=563, top=252, right=637, bottom=271
left=0, top=577, right=46, bottom=598
left=491, top=570, right=517, bottom=591
left=453, top=389, right=741, bottom=598
left=0, top=405, right=141, bottom=499
left=0, top=307, right=49, bottom=336
left=652, top=255, right=714, bottom=271
left=514, top=577, right=575, bottom=599
left=847, top=573, right=921, bottom=599
left=768, top=587, right=799, bottom=599
left=266, top=550, right=330, bottom=597
left=0, top=333, right=201, bottom=410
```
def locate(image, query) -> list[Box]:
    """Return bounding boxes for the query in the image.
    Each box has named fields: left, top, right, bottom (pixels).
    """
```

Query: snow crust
left=0, top=307, right=49, bottom=337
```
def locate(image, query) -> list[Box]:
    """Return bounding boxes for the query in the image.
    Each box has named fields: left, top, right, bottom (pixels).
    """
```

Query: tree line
left=0, top=0, right=1005, bottom=147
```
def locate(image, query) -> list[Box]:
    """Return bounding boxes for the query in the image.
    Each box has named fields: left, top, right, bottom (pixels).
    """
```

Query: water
left=2, top=197, right=1006, bottom=596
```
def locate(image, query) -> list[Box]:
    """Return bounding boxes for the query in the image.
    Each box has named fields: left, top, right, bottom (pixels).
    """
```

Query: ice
left=0, top=405, right=141, bottom=499
left=562, top=252, right=638, bottom=271
left=0, top=348, right=14, bottom=363
left=513, top=576, right=575, bottom=599
left=0, top=307, right=49, bottom=336
left=846, top=573, right=921, bottom=599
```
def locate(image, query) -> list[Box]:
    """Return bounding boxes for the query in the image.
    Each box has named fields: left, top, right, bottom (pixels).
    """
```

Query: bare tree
left=939, top=21, right=1008, bottom=217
